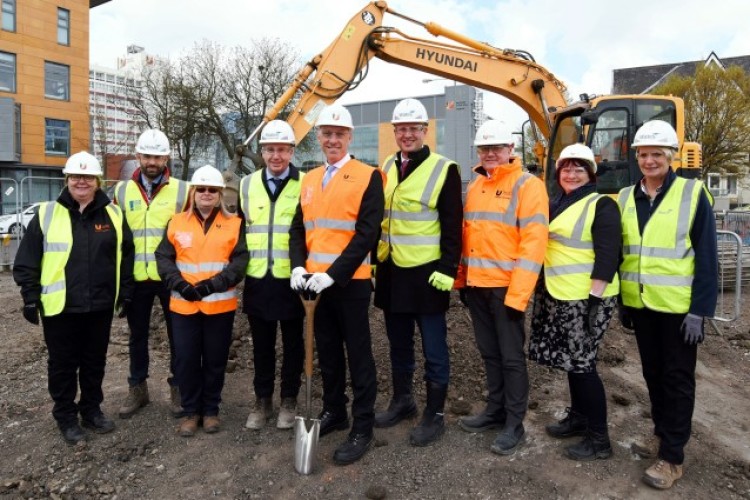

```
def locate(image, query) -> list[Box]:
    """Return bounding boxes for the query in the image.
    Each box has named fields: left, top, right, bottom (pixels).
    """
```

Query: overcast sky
left=90, top=0, right=750, bottom=129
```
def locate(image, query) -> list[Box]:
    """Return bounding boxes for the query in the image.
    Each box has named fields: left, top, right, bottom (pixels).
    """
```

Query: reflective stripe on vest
left=545, top=193, right=619, bottom=300
left=462, top=173, right=543, bottom=275
left=167, top=210, right=242, bottom=315
left=39, top=201, right=124, bottom=316
left=618, top=178, right=701, bottom=313
left=240, top=171, right=303, bottom=279
left=300, top=160, right=379, bottom=279
left=116, top=178, right=188, bottom=281
left=377, top=153, right=451, bottom=267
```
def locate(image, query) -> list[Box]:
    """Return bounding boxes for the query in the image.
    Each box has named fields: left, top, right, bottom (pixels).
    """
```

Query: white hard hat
left=136, top=129, right=171, bottom=155
left=556, top=143, right=597, bottom=173
left=474, top=120, right=514, bottom=146
left=316, top=103, right=353, bottom=129
left=190, top=165, right=225, bottom=188
left=392, top=98, right=428, bottom=124
left=259, top=120, right=296, bottom=145
left=632, top=120, right=678, bottom=150
left=63, top=151, right=103, bottom=176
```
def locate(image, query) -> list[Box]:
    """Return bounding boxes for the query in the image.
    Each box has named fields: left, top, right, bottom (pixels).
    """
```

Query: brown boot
left=170, top=385, right=184, bottom=418
left=276, top=397, right=297, bottom=430
left=244, top=398, right=272, bottom=429
left=642, top=459, right=683, bottom=489
left=203, top=416, right=221, bottom=434
left=118, top=382, right=150, bottom=419
left=178, top=415, right=199, bottom=437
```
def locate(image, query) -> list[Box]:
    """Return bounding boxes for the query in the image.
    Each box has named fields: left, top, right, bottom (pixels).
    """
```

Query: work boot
left=276, top=397, right=297, bottom=430
left=545, top=408, right=587, bottom=438
left=203, top=416, right=221, bottom=434
left=244, top=397, right=273, bottom=430
left=333, top=432, right=374, bottom=465
left=82, top=412, right=116, bottom=434
left=118, top=382, right=150, bottom=419
left=491, top=423, right=526, bottom=456
left=642, top=459, right=684, bottom=490
left=178, top=415, right=199, bottom=437
left=375, top=372, right=417, bottom=428
left=458, top=408, right=506, bottom=433
left=631, top=434, right=660, bottom=459
left=59, top=422, right=86, bottom=445
left=565, top=429, right=613, bottom=461
left=409, top=381, right=447, bottom=447
left=170, top=385, right=184, bottom=418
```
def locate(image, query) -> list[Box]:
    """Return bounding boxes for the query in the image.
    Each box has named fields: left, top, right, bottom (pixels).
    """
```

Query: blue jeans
left=383, top=311, right=450, bottom=386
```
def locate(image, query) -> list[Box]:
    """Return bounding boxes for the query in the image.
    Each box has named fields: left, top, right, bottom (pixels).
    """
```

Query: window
left=2, top=0, right=14, bottom=32
left=0, top=51, right=15, bottom=92
left=44, top=62, right=70, bottom=100
left=45, top=119, right=70, bottom=155
left=57, top=8, right=70, bottom=45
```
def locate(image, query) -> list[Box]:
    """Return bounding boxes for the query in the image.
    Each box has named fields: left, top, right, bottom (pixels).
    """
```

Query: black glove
left=618, top=304, right=634, bottom=331
left=117, top=298, right=132, bottom=319
left=176, top=281, right=202, bottom=302
left=194, top=279, right=217, bottom=298
left=300, top=274, right=318, bottom=301
left=458, top=288, right=468, bottom=307
left=23, top=303, right=40, bottom=325
left=587, top=295, right=603, bottom=333
left=505, top=305, right=524, bottom=322
left=681, top=313, right=705, bottom=345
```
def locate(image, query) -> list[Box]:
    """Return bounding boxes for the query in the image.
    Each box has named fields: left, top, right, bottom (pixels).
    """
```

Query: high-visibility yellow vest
left=618, top=178, right=702, bottom=313
left=377, top=153, right=454, bottom=267
left=38, top=201, right=124, bottom=316
left=545, top=193, right=619, bottom=300
left=115, top=178, right=188, bottom=281
left=239, top=170, right=303, bottom=278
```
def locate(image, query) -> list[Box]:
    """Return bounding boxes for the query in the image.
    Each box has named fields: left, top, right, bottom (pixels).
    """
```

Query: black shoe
left=565, top=430, right=613, bottom=461
left=318, top=410, right=349, bottom=437
left=60, top=423, right=86, bottom=445
left=491, top=424, right=525, bottom=456
left=82, top=413, right=116, bottom=434
left=546, top=408, right=587, bottom=438
left=458, top=410, right=505, bottom=433
left=333, top=432, right=373, bottom=465
left=409, top=413, right=445, bottom=447
left=374, top=394, right=417, bottom=428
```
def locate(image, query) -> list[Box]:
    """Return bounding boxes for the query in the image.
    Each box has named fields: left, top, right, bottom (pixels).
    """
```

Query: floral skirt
left=528, top=286, right=616, bottom=373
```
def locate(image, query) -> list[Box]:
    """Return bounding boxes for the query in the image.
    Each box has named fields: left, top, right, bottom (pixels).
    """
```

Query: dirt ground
left=0, top=272, right=749, bottom=500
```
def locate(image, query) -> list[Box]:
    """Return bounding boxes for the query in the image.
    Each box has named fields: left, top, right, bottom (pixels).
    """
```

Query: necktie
left=400, top=158, right=410, bottom=178
left=270, top=178, right=282, bottom=194
left=322, top=165, right=336, bottom=188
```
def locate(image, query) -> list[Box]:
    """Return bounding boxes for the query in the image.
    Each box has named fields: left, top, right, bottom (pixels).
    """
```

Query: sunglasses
left=195, top=187, right=219, bottom=194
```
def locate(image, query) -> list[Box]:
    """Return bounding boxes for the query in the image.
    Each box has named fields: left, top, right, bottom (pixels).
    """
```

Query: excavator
left=223, top=0, right=701, bottom=207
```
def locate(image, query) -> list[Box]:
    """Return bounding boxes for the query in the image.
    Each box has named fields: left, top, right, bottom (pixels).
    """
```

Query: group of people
left=14, top=99, right=717, bottom=490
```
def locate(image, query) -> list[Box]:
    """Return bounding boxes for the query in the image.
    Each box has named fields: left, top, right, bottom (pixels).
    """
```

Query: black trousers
left=314, top=292, right=377, bottom=435
left=248, top=315, right=304, bottom=399
left=466, top=287, right=529, bottom=427
left=126, top=280, right=176, bottom=387
left=172, top=311, right=234, bottom=417
left=42, top=310, right=113, bottom=427
left=632, top=308, right=697, bottom=465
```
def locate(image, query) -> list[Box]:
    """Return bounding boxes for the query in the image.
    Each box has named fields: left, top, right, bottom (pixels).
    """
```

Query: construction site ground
left=0, top=271, right=749, bottom=499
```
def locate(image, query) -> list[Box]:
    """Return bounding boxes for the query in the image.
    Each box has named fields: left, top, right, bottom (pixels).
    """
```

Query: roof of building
left=90, top=0, right=111, bottom=8
left=612, top=52, right=750, bottom=94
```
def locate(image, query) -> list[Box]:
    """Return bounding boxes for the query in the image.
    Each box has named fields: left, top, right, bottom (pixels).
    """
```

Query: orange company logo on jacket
left=167, top=211, right=242, bottom=315
left=300, top=159, right=383, bottom=280
left=457, top=159, right=549, bottom=311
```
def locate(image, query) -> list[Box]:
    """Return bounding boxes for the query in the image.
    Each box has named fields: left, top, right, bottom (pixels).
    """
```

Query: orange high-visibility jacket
left=300, top=159, right=383, bottom=280
left=167, top=210, right=242, bottom=315
left=457, top=159, right=549, bottom=311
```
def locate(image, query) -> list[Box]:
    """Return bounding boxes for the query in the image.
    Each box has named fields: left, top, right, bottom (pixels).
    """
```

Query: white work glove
left=291, top=267, right=308, bottom=292
left=305, top=273, right=334, bottom=294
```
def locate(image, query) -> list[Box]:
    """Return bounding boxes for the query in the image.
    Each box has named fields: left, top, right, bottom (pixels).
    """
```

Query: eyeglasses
left=394, top=125, right=425, bottom=135
left=68, top=174, right=97, bottom=183
left=195, top=187, right=220, bottom=194
left=319, top=130, right=350, bottom=140
left=477, top=145, right=509, bottom=155
left=558, top=166, right=589, bottom=175
left=261, top=146, right=294, bottom=156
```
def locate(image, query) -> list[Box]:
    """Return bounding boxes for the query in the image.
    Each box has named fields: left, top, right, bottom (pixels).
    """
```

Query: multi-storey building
left=0, top=0, right=110, bottom=213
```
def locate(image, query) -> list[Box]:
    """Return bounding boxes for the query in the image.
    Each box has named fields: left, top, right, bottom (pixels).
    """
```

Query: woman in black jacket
left=14, top=151, right=134, bottom=445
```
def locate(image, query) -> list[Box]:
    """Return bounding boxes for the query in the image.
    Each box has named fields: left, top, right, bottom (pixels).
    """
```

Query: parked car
left=0, top=203, right=42, bottom=237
